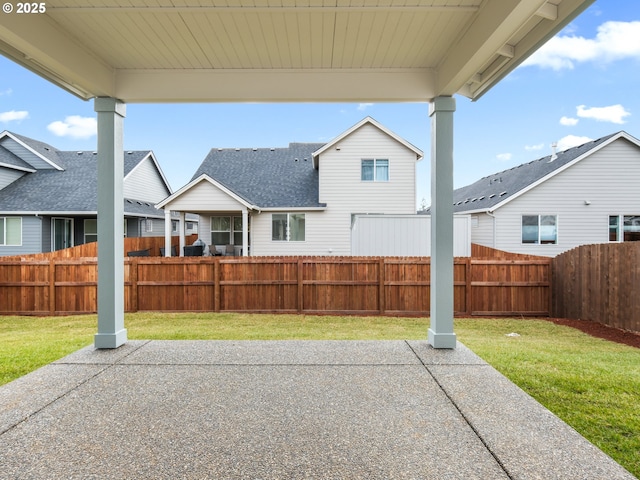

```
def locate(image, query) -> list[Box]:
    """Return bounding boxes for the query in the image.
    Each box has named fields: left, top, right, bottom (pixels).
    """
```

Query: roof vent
left=44, top=147, right=50, bottom=151
left=499, top=191, right=507, bottom=197
left=218, top=148, right=223, bottom=151
left=489, top=194, right=496, bottom=199
left=294, top=158, right=299, bottom=162
left=127, top=151, right=133, bottom=154
left=77, top=151, right=83, bottom=155
left=235, top=148, right=240, bottom=151
left=548, top=142, right=558, bottom=162
left=270, top=148, right=275, bottom=151
left=253, top=148, right=257, bottom=151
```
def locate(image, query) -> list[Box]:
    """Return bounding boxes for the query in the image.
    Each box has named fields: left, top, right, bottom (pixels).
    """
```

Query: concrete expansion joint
left=403, top=340, right=514, bottom=479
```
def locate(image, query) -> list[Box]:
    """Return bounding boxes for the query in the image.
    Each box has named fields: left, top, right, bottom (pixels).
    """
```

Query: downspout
left=486, top=211, right=496, bottom=248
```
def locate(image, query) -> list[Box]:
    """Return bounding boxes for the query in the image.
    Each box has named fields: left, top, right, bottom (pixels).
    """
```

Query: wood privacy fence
left=0, top=255, right=551, bottom=316
left=552, top=242, right=640, bottom=333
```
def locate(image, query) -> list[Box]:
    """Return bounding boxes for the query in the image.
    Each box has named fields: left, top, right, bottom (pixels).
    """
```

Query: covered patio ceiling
left=0, top=0, right=593, bottom=103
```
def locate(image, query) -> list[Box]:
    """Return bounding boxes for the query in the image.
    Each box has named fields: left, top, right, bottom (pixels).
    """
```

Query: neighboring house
left=157, top=117, right=423, bottom=256
left=449, top=131, right=640, bottom=257
left=0, top=130, right=194, bottom=256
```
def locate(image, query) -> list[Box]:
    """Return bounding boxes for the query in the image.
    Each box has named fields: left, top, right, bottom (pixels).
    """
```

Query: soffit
left=0, top=0, right=594, bottom=103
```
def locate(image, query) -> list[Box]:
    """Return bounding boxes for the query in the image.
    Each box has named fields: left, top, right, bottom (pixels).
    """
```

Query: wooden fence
left=552, top=242, right=640, bottom=333
left=0, top=255, right=551, bottom=316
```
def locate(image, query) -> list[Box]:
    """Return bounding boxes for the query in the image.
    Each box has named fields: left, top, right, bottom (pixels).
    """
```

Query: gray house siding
left=0, top=137, right=57, bottom=170
left=490, top=138, right=640, bottom=256
left=0, top=167, right=25, bottom=190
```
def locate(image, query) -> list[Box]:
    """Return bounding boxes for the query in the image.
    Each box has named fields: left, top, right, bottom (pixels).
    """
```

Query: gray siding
left=0, top=167, right=25, bottom=190
left=0, top=137, right=57, bottom=170
left=492, top=138, right=640, bottom=257
left=124, top=155, right=171, bottom=202
left=0, top=215, right=42, bottom=256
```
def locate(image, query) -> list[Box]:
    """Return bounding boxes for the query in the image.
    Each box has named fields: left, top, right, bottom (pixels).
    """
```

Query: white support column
left=164, top=209, right=172, bottom=256
left=428, top=96, right=457, bottom=349
left=94, top=97, right=127, bottom=349
left=179, top=212, right=186, bottom=254
left=242, top=209, right=249, bottom=256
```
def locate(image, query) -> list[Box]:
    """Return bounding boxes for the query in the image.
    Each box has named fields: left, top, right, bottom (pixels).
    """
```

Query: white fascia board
left=486, top=132, right=635, bottom=212
left=312, top=116, right=423, bottom=168
left=155, top=174, right=257, bottom=211
left=260, top=206, right=327, bottom=212
left=1, top=131, right=63, bottom=171
left=454, top=208, right=490, bottom=215
left=0, top=161, right=36, bottom=173
left=124, top=151, right=173, bottom=195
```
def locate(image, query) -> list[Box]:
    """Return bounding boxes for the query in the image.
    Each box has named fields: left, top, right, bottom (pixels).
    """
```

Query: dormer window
left=361, top=159, right=389, bottom=182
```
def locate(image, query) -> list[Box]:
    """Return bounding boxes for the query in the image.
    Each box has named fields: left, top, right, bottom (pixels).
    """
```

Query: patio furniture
left=159, top=246, right=178, bottom=257
left=127, top=248, right=150, bottom=257
left=224, top=244, right=236, bottom=256
left=184, top=245, right=204, bottom=256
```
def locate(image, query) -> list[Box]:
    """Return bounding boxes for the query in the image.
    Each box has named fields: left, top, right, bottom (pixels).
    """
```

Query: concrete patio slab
left=0, top=340, right=634, bottom=479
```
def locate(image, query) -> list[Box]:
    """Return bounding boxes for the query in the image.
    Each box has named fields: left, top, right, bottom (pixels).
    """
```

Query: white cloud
left=0, top=110, right=29, bottom=123
left=496, top=152, right=512, bottom=161
left=47, top=115, right=97, bottom=139
left=576, top=104, right=630, bottom=124
left=556, top=135, right=593, bottom=151
left=560, top=116, right=579, bottom=126
left=0, top=88, right=13, bottom=96
left=525, top=143, right=545, bottom=151
left=357, top=103, right=374, bottom=111
left=521, top=21, right=640, bottom=70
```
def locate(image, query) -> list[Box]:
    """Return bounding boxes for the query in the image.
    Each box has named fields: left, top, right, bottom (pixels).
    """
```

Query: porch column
left=428, top=96, right=457, bottom=349
left=94, top=97, right=127, bottom=349
left=179, top=211, right=186, bottom=255
left=164, top=209, right=172, bottom=256
left=242, top=208, right=249, bottom=256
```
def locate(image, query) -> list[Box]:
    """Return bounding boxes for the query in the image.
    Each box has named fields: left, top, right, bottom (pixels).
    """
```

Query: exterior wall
left=469, top=213, right=496, bottom=248
left=0, top=215, right=42, bottom=256
left=491, top=138, right=640, bottom=257
left=166, top=180, right=245, bottom=211
left=351, top=214, right=471, bottom=256
left=249, top=124, right=419, bottom=256
left=124, top=155, right=171, bottom=202
left=0, top=137, right=57, bottom=170
left=0, top=166, right=25, bottom=190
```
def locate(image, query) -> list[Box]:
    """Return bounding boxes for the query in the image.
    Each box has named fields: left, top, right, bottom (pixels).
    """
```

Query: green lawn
left=1, top=313, right=638, bottom=477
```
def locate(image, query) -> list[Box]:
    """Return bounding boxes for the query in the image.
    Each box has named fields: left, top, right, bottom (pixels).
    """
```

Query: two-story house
left=451, top=131, right=640, bottom=257
left=0, top=130, right=194, bottom=257
left=157, top=117, right=423, bottom=256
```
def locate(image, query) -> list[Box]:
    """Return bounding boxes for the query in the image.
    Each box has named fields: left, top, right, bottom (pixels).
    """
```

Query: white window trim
left=609, top=214, right=640, bottom=242
left=361, top=158, right=390, bottom=182
left=521, top=214, right=558, bottom=245
left=0, top=216, right=22, bottom=246
left=272, top=213, right=306, bottom=242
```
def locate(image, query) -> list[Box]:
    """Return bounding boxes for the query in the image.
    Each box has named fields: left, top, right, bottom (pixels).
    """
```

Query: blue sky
left=1, top=0, right=639, bottom=208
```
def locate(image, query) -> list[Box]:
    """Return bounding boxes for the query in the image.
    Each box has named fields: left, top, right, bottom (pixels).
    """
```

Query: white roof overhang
left=0, top=0, right=594, bottom=103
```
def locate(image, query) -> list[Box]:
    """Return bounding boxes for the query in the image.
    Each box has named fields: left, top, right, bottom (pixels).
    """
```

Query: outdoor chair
left=209, top=245, right=222, bottom=256
left=224, top=244, right=236, bottom=256
left=159, top=246, right=178, bottom=257
left=184, top=245, right=204, bottom=256
left=127, top=248, right=150, bottom=257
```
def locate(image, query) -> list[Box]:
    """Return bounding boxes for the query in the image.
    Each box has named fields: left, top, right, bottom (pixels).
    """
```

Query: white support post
left=164, top=209, right=172, bottom=256
left=428, top=96, right=457, bottom=349
left=179, top=211, right=186, bottom=254
left=242, top=209, right=249, bottom=256
left=94, top=97, right=127, bottom=349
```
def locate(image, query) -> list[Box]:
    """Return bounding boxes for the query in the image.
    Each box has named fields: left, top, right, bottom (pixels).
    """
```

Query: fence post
left=297, top=258, right=304, bottom=314
left=379, top=258, right=385, bottom=314
left=49, top=258, right=56, bottom=315
left=465, top=257, right=472, bottom=315
left=214, top=258, right=220, bottom=312
left=128, top=258, right=138, bottom=313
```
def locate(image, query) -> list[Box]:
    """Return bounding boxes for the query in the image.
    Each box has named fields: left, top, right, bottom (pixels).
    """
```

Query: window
left=361, top=159, right=389, bottom=182
left=84, top=219, right=97, bottom=243
left=145, top=218, right=154, bottom=233
left=0, top=217, right=22, bottom=246
left=522, top=215, right=557, bottom=244
left=272, top=213, right=305, bottom=241
left=609, top=215, right=640, bottom=242
left=211, top=216, right=244, bottom=245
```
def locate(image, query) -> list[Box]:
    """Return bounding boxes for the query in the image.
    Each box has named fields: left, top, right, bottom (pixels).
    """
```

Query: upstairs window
left=609, top=215, right=640, bottom=242
left=361, top=159, right=389, bottom=182
left=522, top=215, right=557, bottom=244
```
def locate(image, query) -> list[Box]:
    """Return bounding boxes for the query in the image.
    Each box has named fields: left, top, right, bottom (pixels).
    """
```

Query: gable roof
left=451, top=131, right=638, bottom=214
left=0, top=133, right=169, bottom=217
left=312, top=116, right=423, bottom=169
left=188, top=142, right=327, bottom=209
left=0, top=131, right=64, bottom=170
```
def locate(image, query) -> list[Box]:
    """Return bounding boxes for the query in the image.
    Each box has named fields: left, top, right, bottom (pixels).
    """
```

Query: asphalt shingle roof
left=191, top=143, right=326, bottom=208
left=0, top=133, right=162, bottom=216
left=451, top=132, right=619, bottom=213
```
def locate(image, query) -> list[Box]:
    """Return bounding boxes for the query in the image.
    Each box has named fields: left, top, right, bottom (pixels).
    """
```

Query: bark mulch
left=546, top=317, right=640, bottom=349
